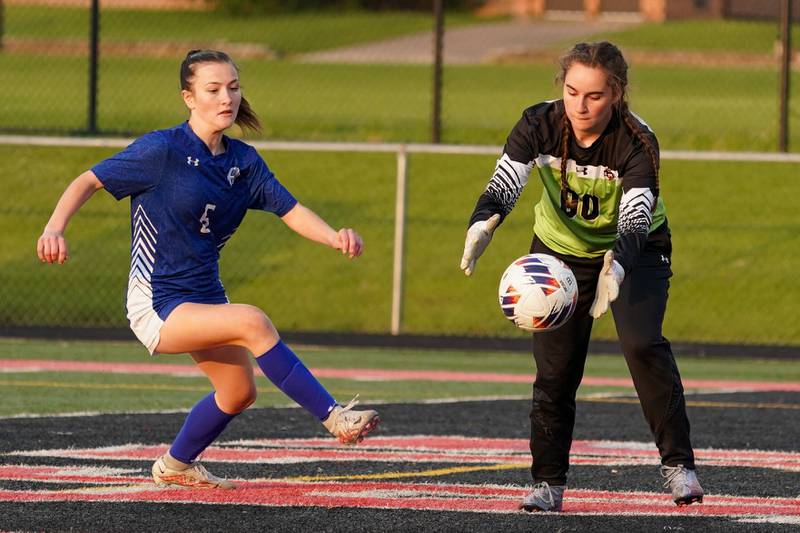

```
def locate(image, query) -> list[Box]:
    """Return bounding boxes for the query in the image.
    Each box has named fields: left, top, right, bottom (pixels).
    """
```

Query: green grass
left=2, top=146, right=799, bottom=346
left=4, top=10, right=800, bottom=150
left=6, top=6, right=481, bottom=55
left=594, top=19, right=799, bottom=55
left=6, top=8, right=795, bottom=56
left=3, top=54, right=800, bottom=151
left=0, top=338, right=797, bottom=416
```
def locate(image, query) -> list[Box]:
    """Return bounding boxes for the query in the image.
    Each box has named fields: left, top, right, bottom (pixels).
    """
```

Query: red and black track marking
left=0, top=395, right=798, bottom=531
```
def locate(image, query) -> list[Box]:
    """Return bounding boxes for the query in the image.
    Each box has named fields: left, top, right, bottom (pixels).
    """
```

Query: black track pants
left=529, top=238, right=695, bottom=486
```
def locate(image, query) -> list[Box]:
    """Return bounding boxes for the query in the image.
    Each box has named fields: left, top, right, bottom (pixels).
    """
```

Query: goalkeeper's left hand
left=589, top=250, right=625, bottom=319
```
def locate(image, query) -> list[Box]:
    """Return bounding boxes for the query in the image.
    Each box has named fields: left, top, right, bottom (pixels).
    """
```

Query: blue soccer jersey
left=93, top=122, right=297, bottom=322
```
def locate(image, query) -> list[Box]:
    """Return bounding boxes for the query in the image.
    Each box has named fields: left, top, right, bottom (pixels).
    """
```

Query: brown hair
left=180, top=49, right=261, bottom=133
left=556, top=42, right=659, bottom=209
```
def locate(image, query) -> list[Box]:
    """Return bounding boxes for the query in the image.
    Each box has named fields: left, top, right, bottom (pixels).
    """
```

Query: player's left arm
left=280, top=203, right=363, bottom=259
left=590, top=143, right=658, bottom=318
left=612, top=186, right=655, bottom=271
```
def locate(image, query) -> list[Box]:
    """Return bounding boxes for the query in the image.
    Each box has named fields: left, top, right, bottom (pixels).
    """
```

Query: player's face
left=183, top=62, right=241, bottom=132
left=562, top=63, right=619, bottom=143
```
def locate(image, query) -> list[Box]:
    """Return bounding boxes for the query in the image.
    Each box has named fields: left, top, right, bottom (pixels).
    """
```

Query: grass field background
left=3, top=55, right=795, bottom=151
left=2, top=337, right=798, bottom=417
left=3, top=13, right=800, bottom=151
left=6, top=7, right=482, bottom=54
left=3, top=12, right=799, bottom=346
left=2, top=145, right=799, bottom=346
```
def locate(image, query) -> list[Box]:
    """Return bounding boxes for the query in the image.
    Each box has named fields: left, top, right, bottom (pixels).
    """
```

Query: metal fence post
left=431, top=0, right=444, bottom=143
left=88, top=0, right=100, bottom=134
left=779, top=0, right=792, bottom=152
left=391, top=147, right=408, bottom=335
left=0, top=0, right=5, bottom=51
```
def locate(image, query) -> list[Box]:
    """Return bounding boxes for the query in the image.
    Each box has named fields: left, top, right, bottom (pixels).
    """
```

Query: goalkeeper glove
left=460, top=213, right=501, bottom=276
left=589, top=250, right=625, bottom=319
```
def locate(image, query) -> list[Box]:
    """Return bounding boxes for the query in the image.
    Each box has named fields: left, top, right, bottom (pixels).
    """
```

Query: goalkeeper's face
left=181, top=61, right=242, bottom=133
left=562, top=63, right=619, bottom=140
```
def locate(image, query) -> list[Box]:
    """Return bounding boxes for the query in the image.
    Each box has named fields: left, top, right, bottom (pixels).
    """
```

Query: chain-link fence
left=3, top=1, right=800, bottom=148
left=2, top=2, right=799, bottom=347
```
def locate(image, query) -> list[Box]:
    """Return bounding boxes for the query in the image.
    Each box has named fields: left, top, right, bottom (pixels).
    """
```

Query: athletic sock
left=255, top=340, right=337, bottom=420
left=169, top=392, right=238, bottom=464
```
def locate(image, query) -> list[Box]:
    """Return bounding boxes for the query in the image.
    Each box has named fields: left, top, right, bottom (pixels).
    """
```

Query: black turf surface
left=1, top=393, right=798, bottom=532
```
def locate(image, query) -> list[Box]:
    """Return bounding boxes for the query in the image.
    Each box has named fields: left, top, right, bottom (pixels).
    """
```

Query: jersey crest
left=227, top=166, right=240, bottom=186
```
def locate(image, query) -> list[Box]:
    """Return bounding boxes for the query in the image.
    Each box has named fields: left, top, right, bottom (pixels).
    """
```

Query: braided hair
left=555, top=42, right=659, bottom=210
left=180, top=49, right=261, bottom=133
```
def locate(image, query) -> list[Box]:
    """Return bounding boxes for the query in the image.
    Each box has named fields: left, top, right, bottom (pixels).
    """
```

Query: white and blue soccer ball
left=498, top=253, right=578, bottom=332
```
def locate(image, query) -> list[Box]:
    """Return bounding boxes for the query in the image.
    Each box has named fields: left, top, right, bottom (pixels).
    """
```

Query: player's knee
left=237, top=305, right=278, bottom=349
left=621, top=335, right=665, bottom=358
left=217, top=384, right=257, bottom=414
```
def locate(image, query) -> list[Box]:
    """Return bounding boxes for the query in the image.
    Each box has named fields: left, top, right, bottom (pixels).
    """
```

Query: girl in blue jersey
left=37, top=50, right=379, bottom=489
left=461, top=42, right=703, bottom=511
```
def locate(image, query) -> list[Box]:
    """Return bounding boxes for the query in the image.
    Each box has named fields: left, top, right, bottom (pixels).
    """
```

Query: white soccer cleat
left=661, top=464, right=703, bottom=506
left=519, top=481, right=565, bottom=512
left=323, top=396, right=380, bottom=445
left=152, top=454, right=235, bottom=489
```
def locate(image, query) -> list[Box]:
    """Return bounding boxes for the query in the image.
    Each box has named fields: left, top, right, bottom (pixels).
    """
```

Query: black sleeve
left=612, top=135, right=659, bottom=272
left=468, top=114, right=536, bottom=227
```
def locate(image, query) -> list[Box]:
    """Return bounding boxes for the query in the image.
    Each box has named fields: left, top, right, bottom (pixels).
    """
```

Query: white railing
left=5, top=134, right=800, bottom=334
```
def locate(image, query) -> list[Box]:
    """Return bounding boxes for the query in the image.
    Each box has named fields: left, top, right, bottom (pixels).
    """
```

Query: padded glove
left=589, top=250, right=625, bottom=319
left=460, top=214, right=501, bottom=276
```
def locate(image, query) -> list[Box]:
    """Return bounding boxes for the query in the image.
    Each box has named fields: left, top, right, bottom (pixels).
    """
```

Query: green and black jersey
left=469, top=100, right=667, bottom=272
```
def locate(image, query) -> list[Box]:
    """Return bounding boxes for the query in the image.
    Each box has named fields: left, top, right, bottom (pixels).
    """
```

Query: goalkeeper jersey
left=469, top=100, right=667, bottom=272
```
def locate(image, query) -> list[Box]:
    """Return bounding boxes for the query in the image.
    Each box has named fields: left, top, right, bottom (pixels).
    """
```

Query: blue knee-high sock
left=169, top=392, right=237, bottom=464
left=256, top=340, right=337, bottom=420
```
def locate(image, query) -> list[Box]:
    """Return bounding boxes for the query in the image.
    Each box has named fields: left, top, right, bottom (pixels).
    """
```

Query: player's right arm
left=37, top=170, right=104, bottom=264
left=461, top=112, right=536, bottom=276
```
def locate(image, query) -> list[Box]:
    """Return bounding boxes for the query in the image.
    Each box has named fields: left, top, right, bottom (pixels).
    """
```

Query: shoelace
left=337, top=395, right=361, bottom=417
left=531, top=482, right=555, bottom=507
left=192, top=463, right=211, bottom=476
left=660, top=465, right=686, bottom=488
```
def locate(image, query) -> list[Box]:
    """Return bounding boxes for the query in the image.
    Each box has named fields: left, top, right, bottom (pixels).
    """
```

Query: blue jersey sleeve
left=92, top=132, right=167, bottom=200
left=247, top=152, right=298, bottom=216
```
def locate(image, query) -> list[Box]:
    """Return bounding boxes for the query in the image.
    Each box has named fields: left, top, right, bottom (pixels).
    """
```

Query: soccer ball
left=498, top=253, right=578, bottom=332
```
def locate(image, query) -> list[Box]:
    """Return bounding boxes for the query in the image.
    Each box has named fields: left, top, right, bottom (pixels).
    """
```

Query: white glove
left=589, top=250, right=625, bottom=319
left=460, top=213, right=501, bottom=276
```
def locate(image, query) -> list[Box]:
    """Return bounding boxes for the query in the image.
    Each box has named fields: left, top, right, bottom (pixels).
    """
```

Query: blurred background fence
left=2, top=0, right=799, bottom=348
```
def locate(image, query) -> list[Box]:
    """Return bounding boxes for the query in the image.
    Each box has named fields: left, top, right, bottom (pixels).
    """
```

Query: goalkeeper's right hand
left=460, top=213, right=501, bottom=276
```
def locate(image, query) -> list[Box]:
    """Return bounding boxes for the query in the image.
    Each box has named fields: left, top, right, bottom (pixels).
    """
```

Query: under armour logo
left=227, top=166, right=240, bottom=186
left=577, top=166, right=588, bottom=176
left=187, top=156, right=200, bottom=166
left=661, top=254, right=670, bottom=264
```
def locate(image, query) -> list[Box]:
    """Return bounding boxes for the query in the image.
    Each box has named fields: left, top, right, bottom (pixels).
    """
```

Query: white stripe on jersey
left=130, top=205, right=157, bottom=290
left=629, top=111, right=655, bottom=134
left=618, top=187, right=654, bottom=236
left=485, top=153, right=533, bottom=214
left=127, top=205, right=162, bottom=354
left=534, top=154, right=620, bottom=182
left=217, top=232, right=234, bottom=250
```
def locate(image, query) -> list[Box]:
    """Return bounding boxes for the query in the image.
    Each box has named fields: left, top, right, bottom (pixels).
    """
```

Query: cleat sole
left=675, top=495, right=703, bottom=506
left=355, top=415, right=381, bottom=443
left=337, top=414, right=381, bottom=445
left=520, top=504, right=562, bottom=513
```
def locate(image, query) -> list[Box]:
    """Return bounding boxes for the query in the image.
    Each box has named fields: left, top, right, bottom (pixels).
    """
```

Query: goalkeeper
left=461, top=42, right=702, bottom=512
